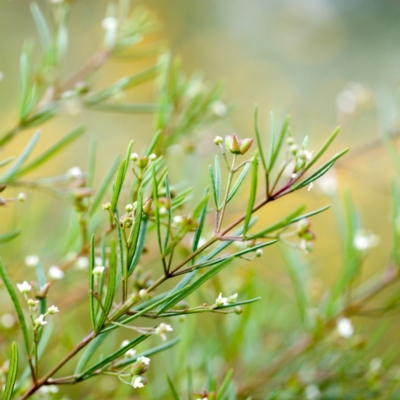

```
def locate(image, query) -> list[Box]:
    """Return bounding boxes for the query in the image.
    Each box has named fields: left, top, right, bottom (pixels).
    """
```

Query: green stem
left=217, top=154, right=236, bottom=232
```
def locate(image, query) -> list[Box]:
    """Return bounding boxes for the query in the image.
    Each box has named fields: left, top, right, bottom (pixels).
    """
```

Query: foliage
left=0, top=2, right=399, bottom=400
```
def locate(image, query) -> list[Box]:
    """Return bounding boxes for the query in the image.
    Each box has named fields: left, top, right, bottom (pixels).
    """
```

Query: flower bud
left=214, top=136, right=223, bottom=145
left=225, top=134, right=253, bottom=155
left=136, top=156, right=149, bottom=169
left=102, top=202, right=111, bottom=210
left=234, top=306, right=242, bottom=315
left=142, top=198, right=153, bottom=215
left=296, top=219, right=310, bottom=235
left=126, top=204, right=133, bottom=212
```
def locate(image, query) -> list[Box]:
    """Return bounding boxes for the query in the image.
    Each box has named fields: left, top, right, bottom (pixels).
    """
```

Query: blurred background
left=1, top=0, right=400, bottom=398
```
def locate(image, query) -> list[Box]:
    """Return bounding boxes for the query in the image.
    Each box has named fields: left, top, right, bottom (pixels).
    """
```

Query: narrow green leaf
left=185, top=240, right=277, bottom=273
left=209, top=165, right=218, bottom=209
left=97, top=240, right=117, bottom=330
left=114, top=337, right=180, bottom=369
left=268, top=116, right=289, bottom=171
left=292, top=148, right=349, bottom=191
left=214, top=155, right=221, bottom=208
left=3, top=342, right=18, bottom=400
left=303, top=126, right=341, bottom=173
left=0, top=230, right=20, bottom=244
left=89, top=156, right=120, bottom=216
left=0, top=259, right=30, bottom=355
left=0, top=131, right=41, bottom=182
left=15, top=126, right=85, bottom=178
left=167, top=376, right=181, bottom=400
left=243, top=155, right=258, bottom=236
left=128, top=217, right=148, bottom=275
left=192, top=190, right=210, bottom=220
left=74, top=334, right=108, bottom=375
left=84, top=66, right=159, bottom=105
left=145, top=130, right=162, bottom=156
left=246, top=205, right=306, bottom=240
left=288, top=204, right=331, bottom=224
left=110, top=159, right=127, bottom=212
left=191, top=189, right=209, bottom=264
left=152, top=164, right=165, bottom=273
left=157, top=257, right=233, bottom=314
left=254, top=105, right=267, bottom=172
left=164, top=175, right=172, bottom=250
left=77, top=335, right=149, bottom=380
left=89, top=235, right=96, bottom=333
left=391, top=181, right=400, bottom=265
left=217, top=369, right=233, bottom=400
left=128, top=187, right=143, bottom=262
left=227, top=163, right=250, bottom=203
left=123, top=140, right=134, bottom=176
left=0, top=157, right=14, bottom=168
left=30, top=3, right=51, bottom=49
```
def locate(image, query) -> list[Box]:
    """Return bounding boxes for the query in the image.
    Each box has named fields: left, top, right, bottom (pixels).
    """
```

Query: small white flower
left=47, top=305, right=59, bottom=314
left=173, top=215, right=184, bottom=226
left=305, top=384, right=321, bottom=400
left=18, top=192, right=27, bottom=202
left=149, top=153, right=157, bottom=161
left=17, top=281, right=31, bottom=293
left=25, top=255, right=39, bottom=268
left=93, top=266, right=105, bottom=276
left=132, top=376, right=145, bottom=388
left=130, top=153, right=139, bottom=161
left=67, top=166, right=83, bottom=179
left=39, top=385, right=59, bottom=393
left=211, top=100, right=227, bottom=117
left=76, top=257, right=89, bottom=270
left=215, top=293, right=228, bottom=307
left=121, top=340, right=130, bottom=348
left=303, top=150, right=312, bottom=161
left=102, top=17, right=118, bottom=30
left=155, top=323, right=173, bottom=341
left=159, top=206, right=168, bottom=215
left=369, top=358, right=382, bottom=372
left=308, top=183, right=314, bottom=191
left=48, top=265, right=64, bottom=280
left=35, top=314, right=48, bottom=326
left=137, top=356, right=150, bottom=366
left=353, top=230, right=379, bottom=252
left=336, top=317, right=353, bottom=338
left=255, top=248, right=263, bottom=257
left=228, top=293, right=238, bottom=304
left=126, top=348, right=136, bottom=358
left=0, top=313, right=15, bottom=328
left=28, top=299, right=39, bottom=307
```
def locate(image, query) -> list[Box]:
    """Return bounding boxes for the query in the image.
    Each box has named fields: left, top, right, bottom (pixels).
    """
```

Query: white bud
left=25, top=255, right=39, bottom=268
left=336, top=317, right=354, bottom=338
left=48, top=265, right=64, bottom=280
left=149, top=153, right=157, bottom=161
left=93, top=266, right=105, bottom=276
left=101, top=17, right=118, bottom=30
